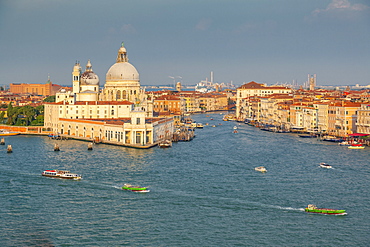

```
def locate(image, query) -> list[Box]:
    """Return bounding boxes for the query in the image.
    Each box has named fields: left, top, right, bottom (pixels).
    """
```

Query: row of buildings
left=235, top=81, right=370, bottom=137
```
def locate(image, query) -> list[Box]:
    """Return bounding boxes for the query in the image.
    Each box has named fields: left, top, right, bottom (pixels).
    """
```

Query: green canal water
left=1, top=112, right=369, bottom=246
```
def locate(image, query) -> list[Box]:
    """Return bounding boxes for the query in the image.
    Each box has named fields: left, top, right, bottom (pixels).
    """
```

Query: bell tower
left=72, top=62, right=82, bottom=94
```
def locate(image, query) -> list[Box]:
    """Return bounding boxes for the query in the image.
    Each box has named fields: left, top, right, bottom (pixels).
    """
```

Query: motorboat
left=305, top=204, right=347, bottom=215
left=158, top=140, right=172, bottom=148
left=122, top=184, right=150, bottom=193
left=348, top=144, right=365, bottom=149
left=338, top=141, right=350, bottom=146
left=254, top=166, right=267, bottom=172
left=298, top=134, right=316, bottom=138
left=233, top=126, right=238, bottom=130
left=0, top=130, right=19, bottom=136
left=319, top=163, right=332, bottom=169
left=196, top=123, right=204, bottom=128
left=42, top=170, right=82, bottom=180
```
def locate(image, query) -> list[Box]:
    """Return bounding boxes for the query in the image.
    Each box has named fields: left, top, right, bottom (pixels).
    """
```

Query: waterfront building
left=327, top=102, right=361, bottom=137
left=259, top=94, right=294, bottom=127
left=198, top=93, right=228, bottom=112
left=301, top=106, right=318, bottom=132
left=289, top=102, right=312, bottom=130
left=153, top=95, right=183, bottom=115
left=236, top=81, right=292, bottom=120
left=356, top=104, right=370, bottom=134
left=313, top=102, right=330, bottom=133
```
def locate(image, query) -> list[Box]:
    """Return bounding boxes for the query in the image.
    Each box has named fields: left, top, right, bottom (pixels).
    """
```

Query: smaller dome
left=81, top=71, right=99, bottom=85
left=119, top=46, right=127, bottom=53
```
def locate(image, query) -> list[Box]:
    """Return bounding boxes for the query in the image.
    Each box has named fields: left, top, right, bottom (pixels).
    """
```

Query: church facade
left=44, top=43, right=172, bottom=147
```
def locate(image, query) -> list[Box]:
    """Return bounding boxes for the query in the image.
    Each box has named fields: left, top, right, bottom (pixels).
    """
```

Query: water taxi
left=122, top=184, right=150, bottom=193
left=42, top=170, right=82, bottom=180
left=305, top=204, right=347, bottom=215
left=255, top=166, right=267, bottom=172
left=0, top=130, right=20, bottom=136
left=319, top=163, right=332, bottom=169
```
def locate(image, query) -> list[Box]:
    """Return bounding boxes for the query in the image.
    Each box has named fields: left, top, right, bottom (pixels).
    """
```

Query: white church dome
left=106, top=63, right=139, bottom=81
left=105, top=42, right=140, bottom=82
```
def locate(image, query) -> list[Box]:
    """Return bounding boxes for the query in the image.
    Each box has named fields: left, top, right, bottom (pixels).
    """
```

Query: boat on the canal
left=254, top=166, right=267, bottom=172
left=41, top=170, right=82, bottom=180
left=196, top=123, right=204, bottom=128
left=348, top=144, right=365, bottom=149
left=305, top=204, right=347, bottom=215
left=319, top=163, right=332, bottom=169
left=0, top=130, right=20, bottom=136
left=122, top=184, right=150, bottom=193
left=158, top=140, right=172, bottom=148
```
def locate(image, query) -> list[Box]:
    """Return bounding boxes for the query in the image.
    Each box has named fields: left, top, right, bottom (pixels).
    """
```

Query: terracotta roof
left=238, top=81, right=265, bottom=89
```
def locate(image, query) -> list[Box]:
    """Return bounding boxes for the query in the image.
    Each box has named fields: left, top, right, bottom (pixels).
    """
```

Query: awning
left=348, top=133, right=369, bottom=137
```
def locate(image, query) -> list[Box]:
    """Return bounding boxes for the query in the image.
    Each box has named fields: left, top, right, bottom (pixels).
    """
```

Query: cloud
left=120, top=24, right=137, bottom=34
left=312, top=0, right=369, bottom=15
left=232, top=21, right=277, bottom=35
left=195, top=18, right=212, bottom=31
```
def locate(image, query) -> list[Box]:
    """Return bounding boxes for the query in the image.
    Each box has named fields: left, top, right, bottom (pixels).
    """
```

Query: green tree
left=0, top=111, right=5, bottom=123
left=43, top=96, right=56, bottom=102
left=21, top=105, right=36, bottom=125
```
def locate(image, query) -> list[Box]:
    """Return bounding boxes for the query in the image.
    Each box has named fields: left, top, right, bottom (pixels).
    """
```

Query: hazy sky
left=1, top=0, right=369, bottom=87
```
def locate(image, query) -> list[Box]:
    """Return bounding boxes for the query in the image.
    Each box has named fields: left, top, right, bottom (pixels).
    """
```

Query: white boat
left=233, top=126, right=238, bottom=130
left=319, top=163, right=332, bottom=169
left=255, top=166, right=267, bottom=172
left=42, top=170, right=82, bottom=180
left=158, top=140, right=172, bottom=148
left=0, top=129, right=20, bottom=136
left=338, top=141, right=350, bottom=146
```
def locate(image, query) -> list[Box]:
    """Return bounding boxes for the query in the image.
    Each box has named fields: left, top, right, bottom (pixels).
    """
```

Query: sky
left=0, top=0, right=369, bottom=87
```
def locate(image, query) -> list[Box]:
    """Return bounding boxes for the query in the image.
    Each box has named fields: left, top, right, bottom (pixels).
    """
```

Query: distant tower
left=308, top=74, right=316, bottom=91
left=210, top=71, right=214, bottom=84
left=72, top=62, right=82, bottom=94
left=176, top=81, right=182, bottom=91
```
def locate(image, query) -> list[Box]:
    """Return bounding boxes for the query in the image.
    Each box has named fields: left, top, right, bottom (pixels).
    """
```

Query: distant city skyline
left=1, top=0, right=369, bottom=87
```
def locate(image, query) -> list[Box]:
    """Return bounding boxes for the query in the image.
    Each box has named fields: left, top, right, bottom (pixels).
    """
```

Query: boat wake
left=274, top=206, right=305, bottom=212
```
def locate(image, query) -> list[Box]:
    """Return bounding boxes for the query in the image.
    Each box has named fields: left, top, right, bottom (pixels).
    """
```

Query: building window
left=136, top=118, right=140, bottom=124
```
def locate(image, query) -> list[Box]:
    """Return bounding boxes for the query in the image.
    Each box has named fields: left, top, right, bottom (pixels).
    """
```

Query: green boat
left=122, top=183, right=150, bottom=193
left=305, top=204, right=346, bottom=215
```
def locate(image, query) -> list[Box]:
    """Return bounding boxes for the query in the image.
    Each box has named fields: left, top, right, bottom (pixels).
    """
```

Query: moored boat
left=0, top=129, right=20, bottom=136
left=42, top=170, right=82, bottom=180
left=255, top=166, right=267, bottom=172
left=319, top=163, right=332, bottom=169
left=122, top=183, right=150, bottom=193
left=305, top=204, right=346, bottom=215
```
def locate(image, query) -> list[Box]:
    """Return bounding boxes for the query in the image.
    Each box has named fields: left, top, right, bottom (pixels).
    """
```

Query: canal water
left=1, top=112, right=369, bottom=246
